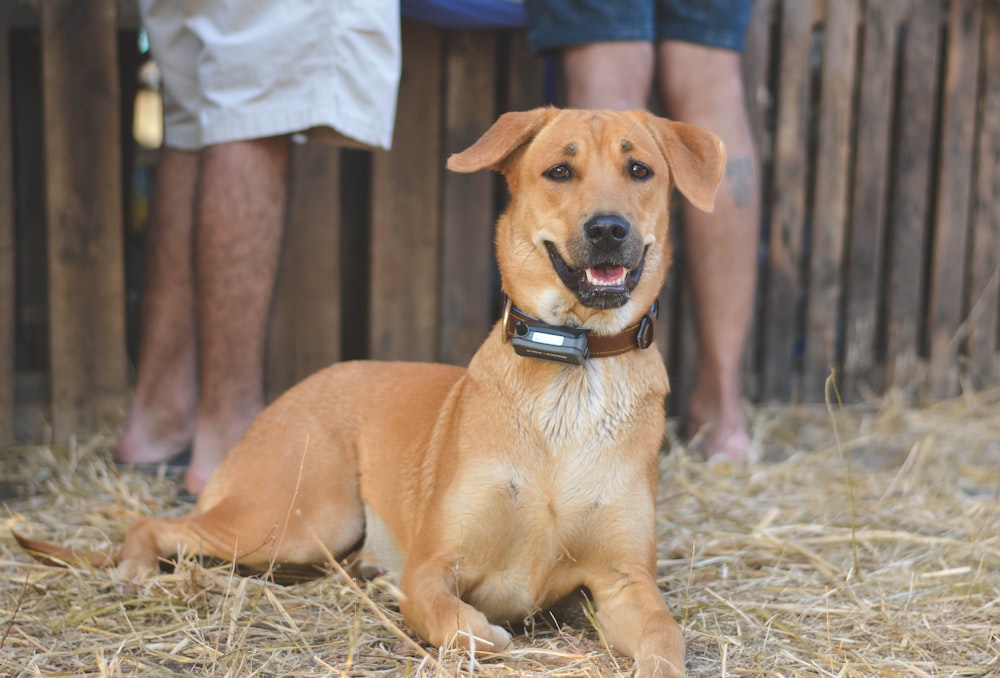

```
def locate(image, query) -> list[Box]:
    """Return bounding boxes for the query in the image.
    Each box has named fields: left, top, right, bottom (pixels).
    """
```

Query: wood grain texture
left=926, top=0, right=982, bottom=398
left=41, top=0, right=129, bottom=440
left=841, top=0, right=905, bottom=398
left=0, top=3, right=15, bottom=439
left=439, top=29, right=499, bottom=366
left=370, top=20, right=443, bottom=361
left=801, top=0, right=860, bottom=400
left=884, top=0, right=944, bottom=392
left=966, top=2, right=999, bottom=389
left=267, top=141, right=342, bottom=400
left=760, top=0, right=817, bottom=400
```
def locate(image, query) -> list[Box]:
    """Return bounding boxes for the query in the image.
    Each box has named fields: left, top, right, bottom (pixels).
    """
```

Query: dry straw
left=1, top=386, right=997, bottom=676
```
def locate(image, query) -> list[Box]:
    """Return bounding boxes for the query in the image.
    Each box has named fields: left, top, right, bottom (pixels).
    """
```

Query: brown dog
left=18, top=108, right=724, bottom=678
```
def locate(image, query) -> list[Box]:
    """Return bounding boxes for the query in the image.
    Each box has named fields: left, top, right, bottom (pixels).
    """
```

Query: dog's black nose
left=584, top=214, right=631, bottom=251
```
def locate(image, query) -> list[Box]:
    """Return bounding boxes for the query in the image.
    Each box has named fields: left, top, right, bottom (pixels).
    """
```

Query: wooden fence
left=2, top=0, right=998, bottom=443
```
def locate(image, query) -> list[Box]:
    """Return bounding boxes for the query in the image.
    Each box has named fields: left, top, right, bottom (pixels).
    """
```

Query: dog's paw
left=633, top=653, right=685, bottom=678
left=112, top=557, right=158, bottom=583
left=447, top=622, right=512, bottom=656
left=455, top=624, right=512, bottom=654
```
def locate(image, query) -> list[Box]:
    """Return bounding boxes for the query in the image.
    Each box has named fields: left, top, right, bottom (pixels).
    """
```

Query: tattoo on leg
left=724, top=156, right=756, bottom=209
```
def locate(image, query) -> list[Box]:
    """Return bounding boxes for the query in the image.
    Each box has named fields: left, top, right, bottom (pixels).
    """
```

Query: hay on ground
left=1, top=387, right=998, bottom=676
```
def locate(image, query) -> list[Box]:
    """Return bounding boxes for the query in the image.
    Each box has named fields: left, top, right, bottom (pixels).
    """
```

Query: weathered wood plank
left=669, top=272, right=697, bottom=417
left=966, top=2, right=999, bottom=389
left=801, top=0, right=860, bottom=401
left=742, top=0, right=778, bottom=156
left=884, top=0, right=944, bottom=392
left=0, top=3, right=14, bottom=439
left=841, top=0, right=905, bottom=398
left=926, top=0, right=982, bottom=398
left=761, top=0, right=816, bottom=401
left=6, top=0, right=140, bottom=28
left=41, top=0, right=129, bottom=440
left=504, top=29, right=546, bottom=111
left=266, top=141, right=342, bottom=400
left=440, top=29, right=499, bottom=366
left=370, top=20, right=443, bottom=361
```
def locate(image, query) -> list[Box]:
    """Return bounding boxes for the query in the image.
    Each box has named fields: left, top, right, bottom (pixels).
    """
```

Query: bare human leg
left=185, top=136, right=290, bottom=494
left=658, top=42, right=759, bottom=462
left=116, top=147, right=199, bottom=466
left=561, top=41, right=655, bottom=110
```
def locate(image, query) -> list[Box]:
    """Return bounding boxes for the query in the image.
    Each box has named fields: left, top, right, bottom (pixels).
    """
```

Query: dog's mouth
left=545, top=242, right=646, bottom=309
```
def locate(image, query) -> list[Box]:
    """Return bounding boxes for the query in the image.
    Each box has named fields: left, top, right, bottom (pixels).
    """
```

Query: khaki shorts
left=139, top=0, right=401, bottom=151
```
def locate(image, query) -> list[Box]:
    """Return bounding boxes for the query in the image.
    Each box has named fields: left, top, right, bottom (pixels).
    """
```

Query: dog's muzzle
left=545, top=214, right=646, bottom=309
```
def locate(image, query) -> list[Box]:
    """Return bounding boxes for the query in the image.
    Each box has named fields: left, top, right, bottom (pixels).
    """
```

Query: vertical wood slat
left=739, top=0, right=777, bottom=401
left=801, top=0, right=860, bottom=401
left=0, top=5, right=15, bottom=439
left=266, top=141, right=342, bottom=400
left=884, top=0, right=944, bottom=392
left=742, top=0, right=778, bottom=158
left=370, top=20, right=443, bottom=361
left=926, top=0, right=982, bottom=398
left=504, top=29, right=546, bottom=111
left=967, top=3, right=1000, bottom=388
left=841, top=0, right=905, bottom=398
left=653, top=216, right=678, bottom=381
left=664, top=230, right=696, bottom=416
left=761, top=0, right=816, bottom=401
left=41, top=0, right=128, bottom=440
left=439, top=29, right=498, bottom=366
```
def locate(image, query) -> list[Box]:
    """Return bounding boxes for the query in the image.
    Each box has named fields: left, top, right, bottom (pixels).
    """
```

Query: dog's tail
left=12, top=531, right=119, bottom=569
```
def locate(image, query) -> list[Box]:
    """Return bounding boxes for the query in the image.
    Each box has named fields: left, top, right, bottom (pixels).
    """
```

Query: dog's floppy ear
left=642, top=113, right=727, bottom=213
left=447, top=107, right=556, bottom=174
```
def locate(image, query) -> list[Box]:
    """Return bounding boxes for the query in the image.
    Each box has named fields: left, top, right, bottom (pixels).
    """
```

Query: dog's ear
left=447, top=107, right=556, bottom=174
left=642, top=113, right=727, bottom=213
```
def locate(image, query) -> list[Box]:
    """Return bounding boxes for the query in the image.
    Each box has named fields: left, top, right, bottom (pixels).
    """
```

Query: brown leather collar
left=501, top=297, right=658, bottom=360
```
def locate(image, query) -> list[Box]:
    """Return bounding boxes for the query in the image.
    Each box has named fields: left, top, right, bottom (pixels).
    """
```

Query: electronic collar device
left=501, top=297, right=658, bottom=366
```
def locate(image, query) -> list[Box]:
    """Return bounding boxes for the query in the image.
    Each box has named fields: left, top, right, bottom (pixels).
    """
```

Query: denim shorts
left=524, top=0, right=753, bottom=54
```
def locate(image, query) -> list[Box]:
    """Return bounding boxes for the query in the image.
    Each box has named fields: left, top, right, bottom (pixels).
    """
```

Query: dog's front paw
left=634, top=653, right=685, bottom=678
left=113, top=557, right=158, bottom=583
left=447, top=621, right=512, bottom=656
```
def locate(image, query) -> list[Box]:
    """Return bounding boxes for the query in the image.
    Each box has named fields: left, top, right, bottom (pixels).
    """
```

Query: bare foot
left=115, top=399, right=195, bottom=466
left=183, top=407, right=261, bottom=495
left=685, top=422, right=751, bottom=463
left=682, top=397, right=751, bottom=463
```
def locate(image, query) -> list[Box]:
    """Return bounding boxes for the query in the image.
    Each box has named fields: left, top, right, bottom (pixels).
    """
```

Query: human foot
left=115, top=401, right=195, bottom=466
left=684, top=422, right=751, bottom=463
left=183, top=407, right=261, bottom=495
left=682, top=398, right=751, bottom=463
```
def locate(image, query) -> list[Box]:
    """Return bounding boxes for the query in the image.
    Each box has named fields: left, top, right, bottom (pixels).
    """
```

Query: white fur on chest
left=529, top=357, right=649, bottom=447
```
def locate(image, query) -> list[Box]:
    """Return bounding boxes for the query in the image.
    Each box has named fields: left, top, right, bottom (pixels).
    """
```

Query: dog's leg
left=589, top=570, right=686, bottom=678
left=115, top=502, right=318, bottom=581
left=115, top=516, right=206, bottom=580
left=399, top=558, right=513, bottom=656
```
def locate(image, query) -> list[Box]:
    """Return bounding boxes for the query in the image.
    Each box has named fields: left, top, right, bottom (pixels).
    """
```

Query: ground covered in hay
left=1, top=388, right=998, bottom=677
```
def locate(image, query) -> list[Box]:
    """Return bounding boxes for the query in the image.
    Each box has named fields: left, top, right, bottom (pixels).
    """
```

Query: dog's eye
left=544, top=164, right=572, bottom=181
left=629, top=162, right=652, bottom=180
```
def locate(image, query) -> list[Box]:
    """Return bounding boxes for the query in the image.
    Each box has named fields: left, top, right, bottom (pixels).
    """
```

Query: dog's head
left=448, top=107, right=725, bottom=334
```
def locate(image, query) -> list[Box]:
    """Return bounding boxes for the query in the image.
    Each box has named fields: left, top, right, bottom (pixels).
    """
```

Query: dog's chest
left=526, top=361, right=642, bottom=447
left=464, top=461, right=630, bottom=620
left=462, top=412, right=647, bottom=621
left=437, top=351, right=667, bottom=620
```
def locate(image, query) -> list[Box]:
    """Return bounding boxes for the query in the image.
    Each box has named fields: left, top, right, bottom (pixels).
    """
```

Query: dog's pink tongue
left=587, top=264, right=627, bottom=286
